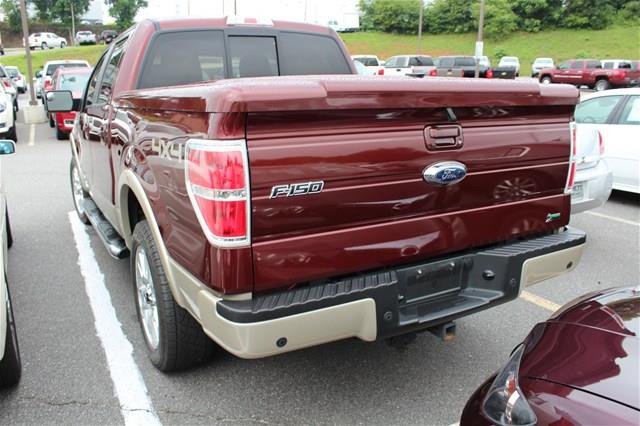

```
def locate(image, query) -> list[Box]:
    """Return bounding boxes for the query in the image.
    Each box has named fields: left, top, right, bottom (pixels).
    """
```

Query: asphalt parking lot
left=0, top=104, right=638, bottom=425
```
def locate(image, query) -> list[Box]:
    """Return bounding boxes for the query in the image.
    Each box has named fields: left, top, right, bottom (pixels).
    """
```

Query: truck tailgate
left=242, top=77, right=578, bottom=292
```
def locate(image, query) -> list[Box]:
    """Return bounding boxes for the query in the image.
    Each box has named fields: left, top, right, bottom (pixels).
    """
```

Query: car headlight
left=482, top=344, right=537, bottom=426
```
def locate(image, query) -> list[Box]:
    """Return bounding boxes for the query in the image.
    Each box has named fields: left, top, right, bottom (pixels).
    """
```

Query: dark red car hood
left=520, top=287, right=640, bottom=410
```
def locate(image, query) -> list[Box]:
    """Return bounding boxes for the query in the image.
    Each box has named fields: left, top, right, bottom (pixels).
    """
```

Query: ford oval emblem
left=423, top=161, right=467, bottom=186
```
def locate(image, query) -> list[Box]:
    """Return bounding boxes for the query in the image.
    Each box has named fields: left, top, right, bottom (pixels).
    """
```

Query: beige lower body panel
left=521, top=243, right=585, bottom=288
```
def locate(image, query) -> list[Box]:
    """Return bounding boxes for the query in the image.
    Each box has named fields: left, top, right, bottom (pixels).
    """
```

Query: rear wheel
left=132, top=220, right=213, bottom=371
left=0, top=281, right=21, bottom=388
left=5, top=126, right=17, bottom=143
left=595, top=79, right=611, bottom=91
left=55, top=121, right=67, bottom=140
left=60, top=41, right=66, bottom=49
left=41, top=42, right=48, bottom=50
left=70, top=160, right=90, bottom=224
left=49, top=113, right=54, bottom=128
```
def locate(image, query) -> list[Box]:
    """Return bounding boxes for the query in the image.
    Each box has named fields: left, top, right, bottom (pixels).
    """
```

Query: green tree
left=106, top=0, right=148, bottom=30
left=563, top=0, right=615, bottom=30
left=31, top=0, right=55, bottom=21
left=51, top=0, right=90, bottom=27
left=475, top=0, right=518, bottom=39
left=425, top=0, right=475, bottom=34
left=1, top=0, right=23, bottom=33
left=511, top=0, right=563, bottom=32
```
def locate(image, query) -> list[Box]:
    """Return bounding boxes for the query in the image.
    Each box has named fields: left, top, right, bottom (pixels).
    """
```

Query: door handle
left=424, top=125, right=463, bottom=150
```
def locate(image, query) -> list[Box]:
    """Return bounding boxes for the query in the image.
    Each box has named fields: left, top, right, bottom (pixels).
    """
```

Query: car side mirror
left=0, top=140, right=16, bottom=155
left=46, top=90, right=75, bottom=112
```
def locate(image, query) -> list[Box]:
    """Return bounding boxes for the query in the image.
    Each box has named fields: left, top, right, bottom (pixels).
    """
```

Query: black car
left=99, top=30, right=118, bottom=44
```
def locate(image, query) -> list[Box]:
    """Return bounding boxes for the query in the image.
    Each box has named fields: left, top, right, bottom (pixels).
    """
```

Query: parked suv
left=384, top=55, right=435, bottom=77
left=531, top=57, right=554, bottom=77
left=99, top=30, right=118, bottom=44
left=75, top=31, right=97, bottom=45
left=434, top=56, right=492, bottom=78
left=28, top=32, right=67, bottom=50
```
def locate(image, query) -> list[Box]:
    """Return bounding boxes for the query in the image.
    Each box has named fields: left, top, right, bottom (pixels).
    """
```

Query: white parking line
left=28, top=124, right=35, bottom=146
left=520, top=291, right=561, bottom=312
left=68, top=212, right=162, bottom=426
left=585, top=211, right=640, bottom=227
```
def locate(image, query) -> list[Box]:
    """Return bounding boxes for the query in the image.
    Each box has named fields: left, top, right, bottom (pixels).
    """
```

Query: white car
left=4, top=67, right=26, bottom=94
left=75, top=31, right=97, bottom=45
left=476, top=55, right=491, bottom=68
left=384, top=55, right=436, bottom=77
left=28, top=32, right=67, bottom=50
left=0, top=138, right=20, bottom=389
left=351, top=55, right=384, bottom=75
left=0, top=65, right=17, bottom=116
left=601, top=59, right=632, bottom=70
left=575, top=88, right=640, bottom=194
left=532, top=57, right=554, bottom=77
left=498, top=56, right=520, bottom=76
left=0, top=83, right=16, bottom=142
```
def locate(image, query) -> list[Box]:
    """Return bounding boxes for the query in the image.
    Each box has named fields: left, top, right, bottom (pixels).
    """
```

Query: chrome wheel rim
left=135, top=247, right=159, bottom=349
left=71, top=165, right=86, bottom=216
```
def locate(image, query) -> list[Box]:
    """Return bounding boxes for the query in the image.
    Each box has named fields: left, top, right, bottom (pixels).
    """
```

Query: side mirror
left=46, top=90, right=75, bottom=112
left=35, top=70, right=42, bottom=78
left=0, top=140, right=15, bottom=155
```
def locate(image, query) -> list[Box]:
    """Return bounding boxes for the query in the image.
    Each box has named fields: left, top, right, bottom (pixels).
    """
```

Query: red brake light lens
left=597, top=130, right=605, bottom=156
left=2, top=80, right=10, bottom=88
left=185, top=139, right=250, bottom=247
left=565, top=123, right=577, bottom=193
left=429, top=69, right=437, bottom=77
left=377, top=68, right=384, bottom=75
left=486, top=69, right=493, bottom=79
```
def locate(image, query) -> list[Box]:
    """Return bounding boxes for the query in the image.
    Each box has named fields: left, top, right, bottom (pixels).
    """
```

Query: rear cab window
left=575, top=95, right=623, bottom=124
left=137, top=29, right=351, bottom=89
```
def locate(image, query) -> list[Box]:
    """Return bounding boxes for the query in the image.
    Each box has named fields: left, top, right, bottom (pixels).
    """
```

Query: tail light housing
left=486, top=69, right=493, bottom=79
left=2, top=80, right=11, bottom=89
left=185, top=139, right=251, bottom=247
left=429, top=69, right=437, bottom=77
left=44, top=77, right=52, bottom=90
left=377, top=68, right=384, bottom=75
left=565, top=122, right=577, bottom=194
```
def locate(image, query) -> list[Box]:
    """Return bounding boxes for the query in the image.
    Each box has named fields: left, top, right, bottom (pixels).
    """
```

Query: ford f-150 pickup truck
left=539, top=59, right=640, bottom=91
left=47, top=17, right=586, bottom=372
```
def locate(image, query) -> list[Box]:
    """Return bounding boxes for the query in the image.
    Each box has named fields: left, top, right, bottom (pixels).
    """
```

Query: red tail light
left=597, top=130, right=605, bottom=156
left=2, top=80, right=10, bottom=88
left=565, top=123, right=577, bottom=194
left=44, top=77, right=53, bottom=90
left=377, top=68, right=384, bottom=75
left=429, top=69, right=437, bottom=77
left=486, top=69, right=493, bottom=79
left=185, top=139, right=251, bottom=247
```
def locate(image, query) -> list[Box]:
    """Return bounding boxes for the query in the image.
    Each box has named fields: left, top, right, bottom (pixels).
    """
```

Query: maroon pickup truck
left=539, top=59, right=640, bottom=91
left=47, top=17, right=586, bottom=371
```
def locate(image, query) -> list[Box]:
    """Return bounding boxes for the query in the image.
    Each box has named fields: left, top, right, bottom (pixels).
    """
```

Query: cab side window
left=558, top=61, right=570, bottom=70
left=84, top=54, right=107, bottom=108
left=97, top=36, right=129, bottom=104
left=618, top=96, right=640, bottom=126
left=575, top=96, right=622, bottom=124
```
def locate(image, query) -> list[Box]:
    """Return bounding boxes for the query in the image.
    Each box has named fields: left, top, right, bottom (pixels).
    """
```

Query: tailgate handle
left=424, top=125, right=463, bottom=150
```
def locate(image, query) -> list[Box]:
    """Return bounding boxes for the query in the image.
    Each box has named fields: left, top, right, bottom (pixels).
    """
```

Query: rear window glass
left=6, top=68, right=18, bottom=77
left=46, top=62, right=88, bottom=76
left=409, top=56, right=433, bottom=66
left=354, top=57, right=378, bottom=67
left=138, top=30, right=226, bottom=89
left=229, top=36, right=278, bottom=78
left=58, top=73, right=90, bottom=92
left=454, top=57, right=475, bottom=67
left=278, top=33, right=351, bottom=75
left=575, top=95, right=622, bottom=124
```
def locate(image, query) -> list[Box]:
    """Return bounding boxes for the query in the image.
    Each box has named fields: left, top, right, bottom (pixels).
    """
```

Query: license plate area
left=572, top=183, right=584, bottom=201
left=395, top=256, right=470, bottom=306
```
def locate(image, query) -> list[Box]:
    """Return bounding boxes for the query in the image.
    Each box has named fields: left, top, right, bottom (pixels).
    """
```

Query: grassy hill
left=1, top=25, right=637, bottom=77
left=341, top=25, right=639, bottom=75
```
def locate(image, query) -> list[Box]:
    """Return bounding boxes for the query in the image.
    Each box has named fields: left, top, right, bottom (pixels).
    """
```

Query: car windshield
left=46, top=63, right=88, bottom=76
left=59, top=73, right=90, bottom=92
left=6, top=68, right=19, bottom=77
left=501, top=58, right=517, bottom=63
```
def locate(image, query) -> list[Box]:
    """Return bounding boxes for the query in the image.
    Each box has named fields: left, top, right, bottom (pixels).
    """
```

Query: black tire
left=13, top=100, right=18, bottom=112
left=5, top=126, right=17, bottom=143
left=70, top=160, right=90, bottom=224
left=0, top=280, right=21, bottom=388
left=540, top=76, right=552, bottom=84
left=41, top=42, right=48, bottom=50
left=6, top=209, right=12, bottom=249
left=49, top=113, right=55, bottom=128
left=60, top=41, right=66, bottom=49
left=595, top=79, right=611, bottom=92
left=55, top=121, right=67, bottom=140
left=132, top=220, right=213, bottom=371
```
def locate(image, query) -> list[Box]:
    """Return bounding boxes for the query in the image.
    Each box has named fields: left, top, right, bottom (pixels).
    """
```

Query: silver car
left=75, top=31, right=97, bottom=45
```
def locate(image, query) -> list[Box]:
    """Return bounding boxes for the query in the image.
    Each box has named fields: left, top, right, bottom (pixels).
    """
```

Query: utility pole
left=19, top=0, right=37, bottom=106
left=234, top=0, right=237, bottom=14
left=417, top=0, right=423, bottom=54
left=474, top=0, right=485, bottom=78
left=70, top=1, right=75, bottom=46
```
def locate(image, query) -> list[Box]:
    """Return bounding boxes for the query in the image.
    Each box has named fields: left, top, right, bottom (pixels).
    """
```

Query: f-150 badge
left=270, top=181, right=324, bottom=199
left=423, top=161, right=467, bottom=186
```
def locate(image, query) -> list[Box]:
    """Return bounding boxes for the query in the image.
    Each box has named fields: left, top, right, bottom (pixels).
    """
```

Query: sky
left=89, top=0, right=360, bottom=25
